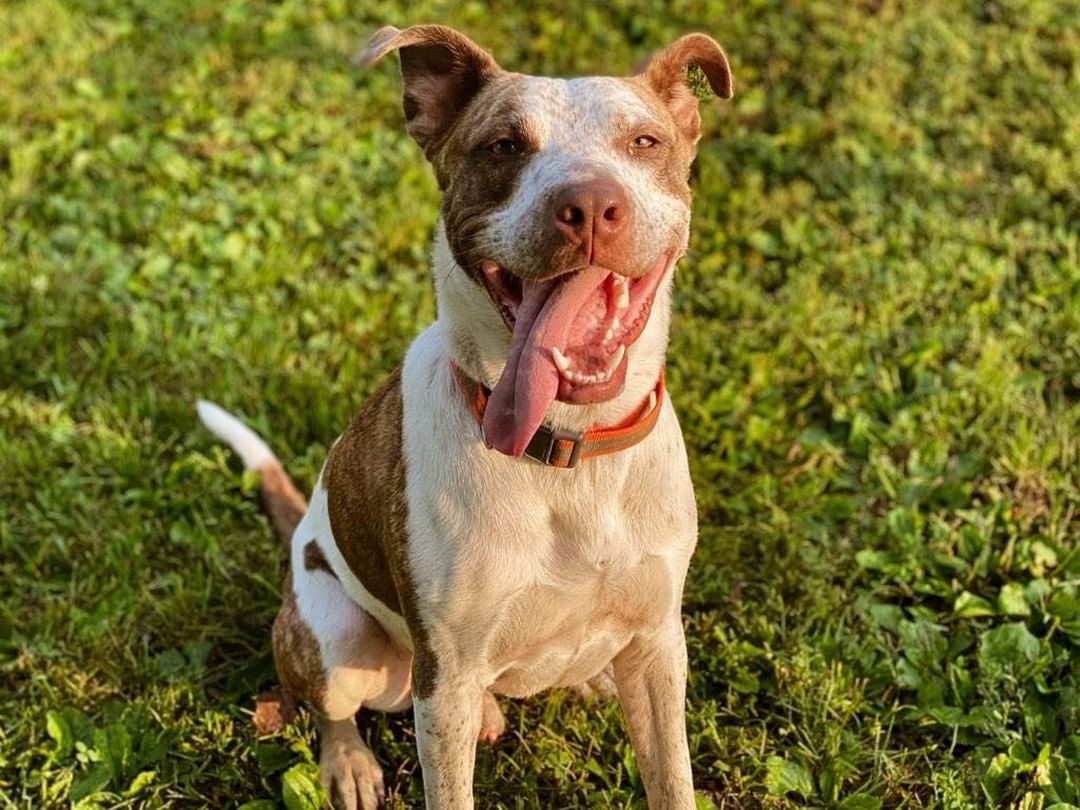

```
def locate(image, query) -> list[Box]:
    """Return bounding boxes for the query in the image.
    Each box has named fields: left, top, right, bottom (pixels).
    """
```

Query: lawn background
left=1, top=0, right=1078, bottom=807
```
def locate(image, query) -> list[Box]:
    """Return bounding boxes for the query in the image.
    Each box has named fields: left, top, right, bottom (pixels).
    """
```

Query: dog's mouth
left=477, top=252, right=674, bottom=457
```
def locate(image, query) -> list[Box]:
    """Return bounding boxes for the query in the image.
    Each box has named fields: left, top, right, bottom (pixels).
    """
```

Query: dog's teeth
left=551, top=346, right=570, bottom=373
left=648, top=391, right=657, bottom=411
left=611, top=315, right=622, bottom=332
left=607, top=344, right=626, bottom=371
left=615, top=277, right=630, bottom=310
left=604, top=326, right=614, bottom=342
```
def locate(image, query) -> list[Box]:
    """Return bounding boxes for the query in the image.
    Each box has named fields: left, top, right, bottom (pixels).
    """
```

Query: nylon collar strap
left=450, top=362, right=665, bottom=469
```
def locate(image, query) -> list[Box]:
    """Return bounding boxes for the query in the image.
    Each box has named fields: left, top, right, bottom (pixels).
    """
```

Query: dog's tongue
left=483, top=266, right=610, bottom=456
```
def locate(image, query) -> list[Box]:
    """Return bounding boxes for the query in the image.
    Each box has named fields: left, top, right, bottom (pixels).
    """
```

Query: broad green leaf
left=855, top=549, right=895, bottom=573
left=1029, top=542, right=1059, bottom=576
left=729, top=667, right=760, bottom=694
left=898, top=618, right=947, bottom=674
left=125, top=770, right=156, bottom=796
left=1048, top=589, right=1080, bottom=621
left=93, top=723, right=133, bottom=782
left=955, top=591, right=994, bottom=618
left=998, top=583, right=1031, bottom=616
left=71, top=762, right=113, bottom=803
left=282, top=762, right=326, bottom=810
left=981, top=752, right=1018, bottom=805
left=765, top=756, right=815, bottom=799
left=255, top=743, right=294, bottom=775
left=979, top=622, right=1040, bottom=671
left=46, top=709, right=74, bottom=760
left=1046, top=754, right=1077, bottom=804
left=868, top=602, right=904, bottom=632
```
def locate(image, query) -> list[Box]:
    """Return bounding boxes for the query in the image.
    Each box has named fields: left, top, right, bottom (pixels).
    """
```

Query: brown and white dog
left=198, top=24, right=732, bottom=810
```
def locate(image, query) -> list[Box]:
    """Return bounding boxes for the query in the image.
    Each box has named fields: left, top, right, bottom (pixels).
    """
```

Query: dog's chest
left=488, top=546, right=665, bottom=699
left=485, top=507, right=676, bottom=696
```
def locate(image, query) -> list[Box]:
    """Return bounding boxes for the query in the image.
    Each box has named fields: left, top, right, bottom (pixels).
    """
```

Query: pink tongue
left=483, top=266, right=610, bottom=457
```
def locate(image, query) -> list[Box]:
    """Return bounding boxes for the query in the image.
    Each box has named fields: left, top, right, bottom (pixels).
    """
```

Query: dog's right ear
left=359, top=25, right=500, bottom=156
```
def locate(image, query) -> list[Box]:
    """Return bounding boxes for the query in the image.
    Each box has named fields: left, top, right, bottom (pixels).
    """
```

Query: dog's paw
left=478, top=691, right=506, bottom=744
left=320, top=738, right=385, bottom=810
left=571, top=664, right=618, bottom=702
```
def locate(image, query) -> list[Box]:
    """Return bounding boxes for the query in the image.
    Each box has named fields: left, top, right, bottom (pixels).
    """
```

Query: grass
left=1, top=0, right=1078, bottom=807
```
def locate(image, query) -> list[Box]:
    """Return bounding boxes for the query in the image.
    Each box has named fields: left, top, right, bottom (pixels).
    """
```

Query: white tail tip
left=196, top=399, right=277, bottom=470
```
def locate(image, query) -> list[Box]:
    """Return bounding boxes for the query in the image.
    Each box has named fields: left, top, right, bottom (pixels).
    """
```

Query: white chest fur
left=401, top=322, right=698, bottom=695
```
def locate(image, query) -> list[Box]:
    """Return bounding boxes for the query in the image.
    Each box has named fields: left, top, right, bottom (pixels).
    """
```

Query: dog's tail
left=196, top=400, right=307, bottom=548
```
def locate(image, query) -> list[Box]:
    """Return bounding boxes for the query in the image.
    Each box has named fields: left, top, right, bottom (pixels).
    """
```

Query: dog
left=197, top=23, right=732, bottom=809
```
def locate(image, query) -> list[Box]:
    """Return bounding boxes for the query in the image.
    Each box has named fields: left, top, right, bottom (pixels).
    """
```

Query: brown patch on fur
left=302, top=539, right=336, bottom=579
left=323, top=373, right=405, bottom=614
left=272, top=571, right=328, bottom=712
left=359, top=25, right=501, bottom=158
left=434, top=74, right=536, bottom=281
left=322, top=369, right=439, bottom=698
left=258, top=461, right=307, bottom=548
left=362, top=28, right=528, bottom=330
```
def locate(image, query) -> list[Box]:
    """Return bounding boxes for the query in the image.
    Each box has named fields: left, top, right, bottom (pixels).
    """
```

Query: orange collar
left=450, top=362, right=665, bottom=469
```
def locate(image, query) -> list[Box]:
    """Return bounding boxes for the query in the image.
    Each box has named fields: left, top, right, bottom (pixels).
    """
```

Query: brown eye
left=631, top=134, right=659, bottom=150
left=488, top=138, right=522, bottom=156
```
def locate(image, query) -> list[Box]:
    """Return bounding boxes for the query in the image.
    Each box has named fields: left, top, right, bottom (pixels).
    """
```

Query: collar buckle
left=524, top=425, right=584, bottom=469
left=450, top=361, right=664, bottom=469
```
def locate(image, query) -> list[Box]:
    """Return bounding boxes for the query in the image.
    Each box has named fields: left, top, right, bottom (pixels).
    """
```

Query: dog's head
left=362, top=25, right=732, bottom=456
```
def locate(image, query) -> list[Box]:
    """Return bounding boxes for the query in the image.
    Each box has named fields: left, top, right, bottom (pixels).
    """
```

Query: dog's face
left=362, top=26, right=732, bottom=456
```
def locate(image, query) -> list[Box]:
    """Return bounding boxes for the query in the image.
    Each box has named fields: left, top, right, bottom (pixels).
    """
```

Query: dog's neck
left=430, top=222, right=673, bottom=434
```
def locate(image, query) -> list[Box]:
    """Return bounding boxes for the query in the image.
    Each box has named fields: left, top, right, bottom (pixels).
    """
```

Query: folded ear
left=359, top=24, right=501, bottom=156
left=638, top=33, right=733, bottom=143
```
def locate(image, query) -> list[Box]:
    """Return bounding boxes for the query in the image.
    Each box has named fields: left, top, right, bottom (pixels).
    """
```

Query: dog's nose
left=553, top=179, right=630, bottom=261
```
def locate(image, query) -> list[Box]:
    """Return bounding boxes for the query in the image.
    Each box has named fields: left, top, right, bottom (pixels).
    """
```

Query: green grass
left=1, top=0, right=1078, bottom=807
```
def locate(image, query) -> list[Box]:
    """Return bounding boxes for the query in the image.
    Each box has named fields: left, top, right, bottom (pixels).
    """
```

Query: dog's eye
left=487, top=138, right=522, bottom=156
left=631, top=135, right=659, bottom=150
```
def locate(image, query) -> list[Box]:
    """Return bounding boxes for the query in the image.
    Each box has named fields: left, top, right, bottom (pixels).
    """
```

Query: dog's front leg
left=413, top=666, right=484, bottom=809
left=613, top=617, right=695, bottom=809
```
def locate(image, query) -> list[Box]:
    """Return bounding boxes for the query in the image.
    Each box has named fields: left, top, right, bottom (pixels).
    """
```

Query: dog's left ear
left=638, top=33, right=733, bottom=144
left=359, top=25, right=500, bottom=157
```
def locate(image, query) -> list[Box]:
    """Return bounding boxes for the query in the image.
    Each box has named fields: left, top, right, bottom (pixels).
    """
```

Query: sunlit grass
left=1, top=0, right=1077, bottom=807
